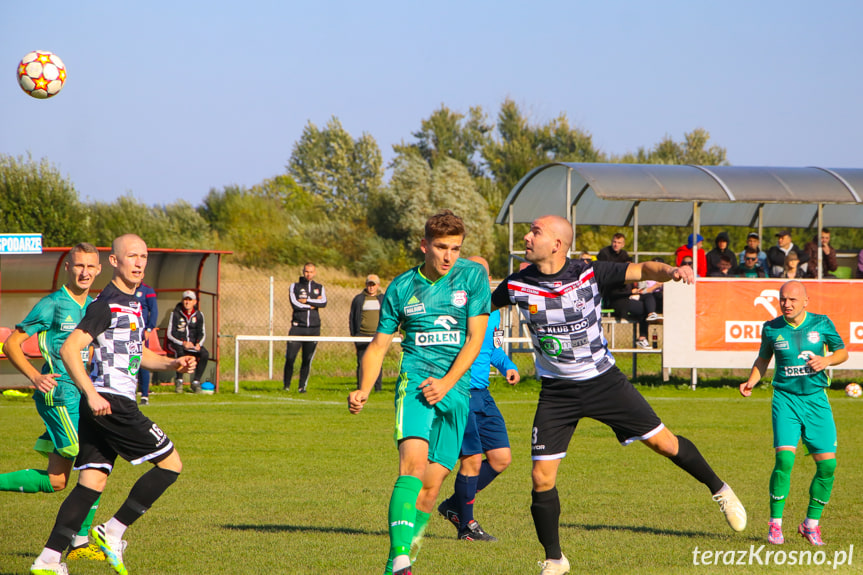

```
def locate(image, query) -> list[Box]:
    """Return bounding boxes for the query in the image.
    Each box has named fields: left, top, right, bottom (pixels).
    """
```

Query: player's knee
left=49, top=474, right=68, bottom=491
left=815, top=457, right=836, bottom=478
left=489, top=451, right=511, bottom=472
left=531, top=466, right=556, bottom=491
left=774, top=450, right=795, bottom=474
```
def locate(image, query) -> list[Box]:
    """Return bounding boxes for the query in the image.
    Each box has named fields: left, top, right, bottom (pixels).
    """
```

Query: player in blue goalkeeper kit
left=740, top=280, right=847, bottom=546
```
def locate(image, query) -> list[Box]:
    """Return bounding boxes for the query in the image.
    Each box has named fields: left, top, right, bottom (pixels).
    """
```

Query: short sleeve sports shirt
left=377, top=258, right=490, bottom=387
left=16, top=286, right=93, bottom=406
left=758, top=311, right=845, bottom=395
left=76, top=282, right=145, bottom=401
left=491, top=258, right=628, bottom=380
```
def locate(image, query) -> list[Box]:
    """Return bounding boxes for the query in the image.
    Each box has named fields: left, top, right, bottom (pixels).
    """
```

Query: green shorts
left=772, top=388, right=837, bottom=454
left=393, top=371, right=470, bottom=470
left=34, top=395, right=80, bottom=460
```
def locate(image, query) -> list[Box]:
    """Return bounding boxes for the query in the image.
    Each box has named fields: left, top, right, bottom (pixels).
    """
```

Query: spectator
left=167, top=290, right=209, bottom=393
left=608, top=281, right=660, bottom=349
left=781, top=251, right=802, bottom=279
left=349, top=274, right=384, bottom=392
left=675, top=233, right=707, bottom=277
left=803, top=229, right=838, bottom=279
left=284, top=262, right=327, bottom=393
left=596, top=233, right=631, bottom=263
left=766, top=230, right=809, bottom=278
left=638, top=257, right=666, bottom=316
left=708, top=253, right=735, bottom=277
left=858, top=249, right=863, bottom=279
left=135, top=282, right=158, bottom=405
left=579, top=251, right=594, bottom=263
left=734, top=247, right=767, bottom=278
left=739, top=232, right=768, bottom=270
left=706, top=232, right=734, bottom=275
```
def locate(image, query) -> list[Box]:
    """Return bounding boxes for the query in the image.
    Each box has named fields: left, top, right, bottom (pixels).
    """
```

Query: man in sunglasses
left=735, top=247, right=767, bottom=278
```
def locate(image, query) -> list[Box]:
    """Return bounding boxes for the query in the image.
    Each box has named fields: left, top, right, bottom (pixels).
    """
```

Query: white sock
left=804, top=518, right=819, bottom=527
left=393, top=554, right=411, bottom=571
left=105, top=517, right=127, bottom=539
left=71, top=534, right=89, bottom=548
left=770, top=518, right=782, bottom=526
left=35, top=548, right=62, bottom=565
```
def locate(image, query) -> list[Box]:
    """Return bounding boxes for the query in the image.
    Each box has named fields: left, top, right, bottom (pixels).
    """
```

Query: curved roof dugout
left=495, top=163, right=863, bottom=274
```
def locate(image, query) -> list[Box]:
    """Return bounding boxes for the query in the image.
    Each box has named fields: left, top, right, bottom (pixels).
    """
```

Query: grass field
left=1, top=377, right=862, bottom=574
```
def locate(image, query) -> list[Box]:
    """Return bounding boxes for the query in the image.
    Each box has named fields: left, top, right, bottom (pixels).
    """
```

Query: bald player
left=491, top=215, right=747, bottom=575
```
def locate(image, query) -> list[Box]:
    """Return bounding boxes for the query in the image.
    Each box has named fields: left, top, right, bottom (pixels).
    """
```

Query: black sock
left=45, top=484, right=103, bottom=552
left=531, top=487, right=562, bottom=560
left=669, top=435, right=724, bottom=494
left=114, top=467, right=179, bottom=527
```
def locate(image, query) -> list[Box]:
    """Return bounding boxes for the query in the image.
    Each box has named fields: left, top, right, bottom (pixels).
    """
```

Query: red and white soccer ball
left=17, top=51, right=66, bottom=99
left=845, top=383, right=862, bottom=399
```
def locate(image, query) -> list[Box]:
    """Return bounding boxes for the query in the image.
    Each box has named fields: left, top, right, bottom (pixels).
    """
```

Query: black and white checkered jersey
left=76, top=282, right=145, bottom=401
left=491, top=258, right=629, bottom=380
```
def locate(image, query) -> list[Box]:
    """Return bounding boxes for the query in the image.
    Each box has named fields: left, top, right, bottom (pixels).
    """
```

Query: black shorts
left=74, top=393, right=174, bottom=473
left=531, top=366, right=663, bottom=460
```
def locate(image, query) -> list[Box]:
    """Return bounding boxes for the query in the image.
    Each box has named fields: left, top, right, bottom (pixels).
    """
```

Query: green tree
left=288, top=117, right=383, bottom=221
left=393, top=104, right=493, bottom=178
left=615, top=128, right=727, bottom=165
left=0, top=153, right=91, bottom=246
left=89, top=194, right=211, bottom=249
left=371, top=155, right=494, bottom=258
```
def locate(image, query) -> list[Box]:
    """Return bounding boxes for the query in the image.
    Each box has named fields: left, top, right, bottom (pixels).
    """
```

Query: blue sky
left=2, top=1, right=861, bottom=206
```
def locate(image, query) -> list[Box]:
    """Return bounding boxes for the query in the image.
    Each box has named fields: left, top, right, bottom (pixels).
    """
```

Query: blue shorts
left=460, top=388, right=510, bottom=457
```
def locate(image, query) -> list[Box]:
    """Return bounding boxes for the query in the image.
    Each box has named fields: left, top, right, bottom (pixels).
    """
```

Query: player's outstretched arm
left=4, top=329, right=59, bottom=392
left=349, top=331, right=394, bottom=414
left=626, top=261, right=695, bottom=285
left=740, top=356, right=770, bottom=397
left=61, top=329, right=111, bottom=416
left=141, top=346, right=196, bottom=374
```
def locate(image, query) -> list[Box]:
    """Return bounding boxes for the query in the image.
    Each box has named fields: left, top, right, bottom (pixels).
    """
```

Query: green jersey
left=378, top=258, right=490, bottom=387
left=758, top=311, right=845, bottom=395
left=17, top=286, right=93, bottom=406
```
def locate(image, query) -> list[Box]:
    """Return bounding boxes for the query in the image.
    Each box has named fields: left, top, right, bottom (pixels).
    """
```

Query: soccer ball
left=17, top=51, right=66, bottom=99
left=845, top=383, right=862, bottom=399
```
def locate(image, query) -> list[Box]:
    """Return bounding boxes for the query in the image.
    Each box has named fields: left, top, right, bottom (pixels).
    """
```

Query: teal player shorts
left=772, top=388, right=837, bottom=454
left=34, top=395, right=80, bottom=460
left=393, top=370, right=470, bottom=470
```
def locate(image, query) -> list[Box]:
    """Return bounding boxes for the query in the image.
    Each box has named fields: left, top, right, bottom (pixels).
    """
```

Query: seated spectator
left=734, top=246, right=767, bottom=278
left=636, top=257, right=666, bottom=318
left=579, top=250, right=594, bottom=263
left=707, top=253, right=734, bottom=277
left=167, top=290, right=210, bottom=393
left=803, top=228, right=838, bottom=278
left=858, top=249, right=863, bottom=279
left=706, top=231, right=734, bottom=275
left=781, top=251, right=803, bottom=278
left=675, top=233, right=707, bottom=277
left=738, top=232, right=768, bottom=270
left=608, top=282, right=660, bottom=350
left=596, top=233, right=631, bottom=263
left=766, top=230, right=809, bottom=277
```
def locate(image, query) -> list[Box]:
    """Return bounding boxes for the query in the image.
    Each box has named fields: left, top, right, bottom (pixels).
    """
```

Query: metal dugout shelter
left=0, top=247, right=230, bottom=390
left=495, top=163, right=863, bottom=381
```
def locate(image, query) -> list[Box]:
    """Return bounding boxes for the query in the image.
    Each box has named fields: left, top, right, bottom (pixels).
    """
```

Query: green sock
left=769, top=451, right=794, bottom=518
left=413, top=509, right=430, bottom=543
left=78, top=495, right=101, bottom=537
left=807, top=458, right=836, bottom=520
left=0, top=469, right=55, bottom=493
left=388, top=475, right=422, bottom=562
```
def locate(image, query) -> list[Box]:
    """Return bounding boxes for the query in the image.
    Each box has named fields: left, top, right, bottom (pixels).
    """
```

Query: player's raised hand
left=31, top=373, right=60, bottom=393
left=671, top=264, right=695, bottom=284
left=506, top=369, right=520, bottom=385
left=348, top=389, right=368, bottom=414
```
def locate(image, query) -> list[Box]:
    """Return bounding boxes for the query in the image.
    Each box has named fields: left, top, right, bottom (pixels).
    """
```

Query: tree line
left=10, top=98, right=851, bottom=278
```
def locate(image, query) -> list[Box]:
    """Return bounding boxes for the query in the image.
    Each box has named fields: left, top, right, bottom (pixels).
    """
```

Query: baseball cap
left=747, top=232, right=759, bottom=239
left=366, top=274, right=380, bottom=285
left=775, top=229, right=791, bottom=237
left=182, top=290, right=196, bottom=299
